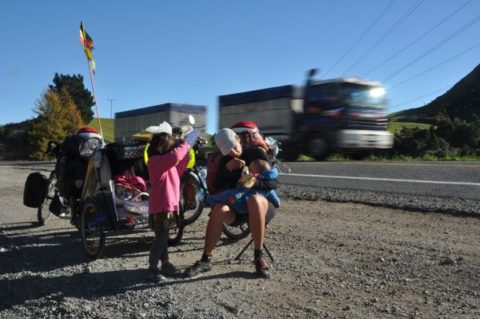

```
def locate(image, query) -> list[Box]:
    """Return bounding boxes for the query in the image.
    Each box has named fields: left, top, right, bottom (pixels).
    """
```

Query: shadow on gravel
left=0, top=222, right=39, bottom=232
left=100, top=237, right=151, bottom=259
left=0, top=268, right=151, bottom=310
left=0, top=229, right=88, bottom=275
left=163, top=270, right=257, bottom=286
left=0, top=268, right=259, bottom=310
left=0, top=229, right=164, bottom=275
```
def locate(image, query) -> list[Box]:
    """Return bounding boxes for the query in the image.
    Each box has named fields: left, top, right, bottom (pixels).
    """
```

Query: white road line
left=280, top=173, right=480, bottom=186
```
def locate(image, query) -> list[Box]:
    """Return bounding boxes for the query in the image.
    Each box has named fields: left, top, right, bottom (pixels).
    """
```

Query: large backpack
left=230, top=121, right=272, bottom=155
left=56, top=127, right=101, bottom=198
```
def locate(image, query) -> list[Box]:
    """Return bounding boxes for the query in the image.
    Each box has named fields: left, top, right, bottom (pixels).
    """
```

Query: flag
left=79, top=22, right=96, bottom=72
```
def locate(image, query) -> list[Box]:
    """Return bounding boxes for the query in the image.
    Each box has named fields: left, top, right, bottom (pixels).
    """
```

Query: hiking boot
left=146, top=268, right=166, bottom=283
left=161, top=262, right=180, bottom=277
left=184, top=260, right=212, bottom=278
left=255, top=257, right=271, bottom=279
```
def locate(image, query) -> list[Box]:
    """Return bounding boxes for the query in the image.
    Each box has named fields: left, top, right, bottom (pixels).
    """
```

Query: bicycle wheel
left=179, top=175, right=204, bottom=225
left=80, top=198, right=106, bottom=259
left=181, top=192, right=204, bottom=226
left=37, top=173, right=55, bottom=225
left=222, top=220, right=250, bottom=240
left=167, top=212, right=184, bottom=246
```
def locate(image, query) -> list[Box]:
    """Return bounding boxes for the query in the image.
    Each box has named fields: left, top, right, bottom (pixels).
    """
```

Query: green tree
left=49, top=73, right=94, bottom=123
left=28, top=88, right=84, bottom=160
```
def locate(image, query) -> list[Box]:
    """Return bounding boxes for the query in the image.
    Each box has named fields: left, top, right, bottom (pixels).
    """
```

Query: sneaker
left=146, top=268, right=166, bottom=283
left=161, top=262, right=180, bottom=277
left=255, top=257, right=270, bottom=279
left=184, top=260, right=212, bottom=278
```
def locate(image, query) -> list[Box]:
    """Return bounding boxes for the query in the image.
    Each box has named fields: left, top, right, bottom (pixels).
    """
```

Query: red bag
left=206, top=151, right=223, bottom=195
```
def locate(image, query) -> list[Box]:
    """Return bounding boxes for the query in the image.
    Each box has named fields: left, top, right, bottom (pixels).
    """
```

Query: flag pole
left=80, top=21, right=104, bottom=145
left=85, top=57, right=105, bottom=145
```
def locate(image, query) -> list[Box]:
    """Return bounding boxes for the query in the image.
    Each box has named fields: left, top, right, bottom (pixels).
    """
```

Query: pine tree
left=49, top=73, right=95, bottom=123
left=28, top=89, right=84, bottom=160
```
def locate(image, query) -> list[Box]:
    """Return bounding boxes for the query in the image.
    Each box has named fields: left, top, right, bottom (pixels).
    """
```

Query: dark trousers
left=148, top=213, right=172, bottom=268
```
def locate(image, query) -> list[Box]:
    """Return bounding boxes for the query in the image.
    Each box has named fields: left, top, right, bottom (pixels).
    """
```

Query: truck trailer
left=115, top=103, right=206, bottom=142
left=219, top=70, right=393, bottom=160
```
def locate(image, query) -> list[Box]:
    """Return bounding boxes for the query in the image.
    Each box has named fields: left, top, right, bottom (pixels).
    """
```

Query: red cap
left=77, top=127, right=100, bottom=134
left=231, top=121, right=258, bottom=132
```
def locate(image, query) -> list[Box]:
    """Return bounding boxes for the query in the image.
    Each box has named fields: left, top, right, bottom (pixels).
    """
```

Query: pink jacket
left=147, top=142, right=190, bottom=214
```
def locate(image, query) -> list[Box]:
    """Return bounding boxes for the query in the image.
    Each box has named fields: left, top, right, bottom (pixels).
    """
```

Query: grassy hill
left=389, top=64, right=480, bottom=124
left=87, top=118, right=114, bottom=142
left=387, top=64, right=480, bottom=158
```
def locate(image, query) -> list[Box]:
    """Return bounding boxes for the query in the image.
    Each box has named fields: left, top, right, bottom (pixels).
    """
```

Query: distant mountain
left=390, top=64, right=480, bottom=124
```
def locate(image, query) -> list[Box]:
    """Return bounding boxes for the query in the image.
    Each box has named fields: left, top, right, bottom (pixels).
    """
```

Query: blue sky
left=1, top=0, right=479, bottom=133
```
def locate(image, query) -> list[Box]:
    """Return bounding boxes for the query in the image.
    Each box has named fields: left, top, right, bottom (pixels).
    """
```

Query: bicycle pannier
left=23, top=172, right=48, bottom=208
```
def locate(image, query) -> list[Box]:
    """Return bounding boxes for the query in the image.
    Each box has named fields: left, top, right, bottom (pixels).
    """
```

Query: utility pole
left=108, top=99, right=116, bottom=118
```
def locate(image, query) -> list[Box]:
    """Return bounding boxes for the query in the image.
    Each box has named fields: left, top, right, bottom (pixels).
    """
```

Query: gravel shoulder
left=1, top=165, right=480, bottom=318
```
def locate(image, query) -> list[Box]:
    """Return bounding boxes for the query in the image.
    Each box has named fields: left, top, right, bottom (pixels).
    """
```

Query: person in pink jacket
left=146, top=122, right=199, bottom=282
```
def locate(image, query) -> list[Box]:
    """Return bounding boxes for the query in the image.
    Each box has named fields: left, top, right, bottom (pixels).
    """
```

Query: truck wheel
left=308, top=138, right=329, bottom=161
left=278, top=148, right=298, bottom=162
left=350, top=151, right=370, bottom=160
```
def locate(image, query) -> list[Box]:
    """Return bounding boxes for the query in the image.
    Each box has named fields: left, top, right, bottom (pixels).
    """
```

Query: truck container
left=219, top=70, right=393, bottom=160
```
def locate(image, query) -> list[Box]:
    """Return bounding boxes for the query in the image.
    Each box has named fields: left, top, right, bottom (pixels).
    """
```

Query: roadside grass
left=387, top=121, right=431, bottom=134
left=87, top=118, right=114, bottom=142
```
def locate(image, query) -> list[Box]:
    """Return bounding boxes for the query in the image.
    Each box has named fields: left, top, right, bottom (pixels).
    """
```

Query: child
left=207, top=158, right=280, bottom=214
left=146, top=121, right=199, bottom=282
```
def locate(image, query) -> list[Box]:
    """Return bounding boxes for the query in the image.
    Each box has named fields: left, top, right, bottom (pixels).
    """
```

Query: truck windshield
left=307, top=82, right=386, bottom=111
left=340, top=84, right=386, bottom=108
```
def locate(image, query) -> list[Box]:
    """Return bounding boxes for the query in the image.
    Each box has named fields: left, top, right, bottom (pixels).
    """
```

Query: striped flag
left=79, top=22, right=96, bottom=72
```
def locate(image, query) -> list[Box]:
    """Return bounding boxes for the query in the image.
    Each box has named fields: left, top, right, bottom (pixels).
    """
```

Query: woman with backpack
left=184, top=125, right=278, bottom=279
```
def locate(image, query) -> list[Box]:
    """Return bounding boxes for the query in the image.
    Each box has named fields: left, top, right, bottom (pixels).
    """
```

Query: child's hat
left=215, top=128, right=238, bottom=155
left=154, top=121, right=172, bottom=135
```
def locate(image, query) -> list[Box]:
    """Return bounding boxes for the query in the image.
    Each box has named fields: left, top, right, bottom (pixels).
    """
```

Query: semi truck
left=218, top=69, right=393, bottom=160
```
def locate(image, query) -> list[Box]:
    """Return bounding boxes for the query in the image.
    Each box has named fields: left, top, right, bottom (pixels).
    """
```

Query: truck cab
left=299, top=71, right=393, bottom=159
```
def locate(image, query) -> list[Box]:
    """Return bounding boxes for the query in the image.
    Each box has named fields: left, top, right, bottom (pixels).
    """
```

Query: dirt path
left=1, top=166, right=479, bottom=318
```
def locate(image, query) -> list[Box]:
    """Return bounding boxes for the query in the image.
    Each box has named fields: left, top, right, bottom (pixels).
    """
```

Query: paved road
left=5, top=160, right=480, bottom=201
left=279, top=161, right=480, bottom=200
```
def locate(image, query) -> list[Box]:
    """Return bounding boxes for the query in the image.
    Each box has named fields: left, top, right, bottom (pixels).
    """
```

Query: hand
left=241, top=173, right=256, bottom=188
left=227, top=195, right=236, bottom=205
left=226, top=158, right=245, bottom=171
left=184, top=129, right=200, bottom=147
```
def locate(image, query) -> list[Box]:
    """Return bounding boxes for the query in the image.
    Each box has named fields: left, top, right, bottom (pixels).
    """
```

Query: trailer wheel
left=308, top=138, right=329, bottom=161
left=180, top=179, right=204, bottom=226
left=37, top=177, right=55, bottom=226
left=222, top=221, right=250, bottom=240
left=80, top=198, right=106, bottom=259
